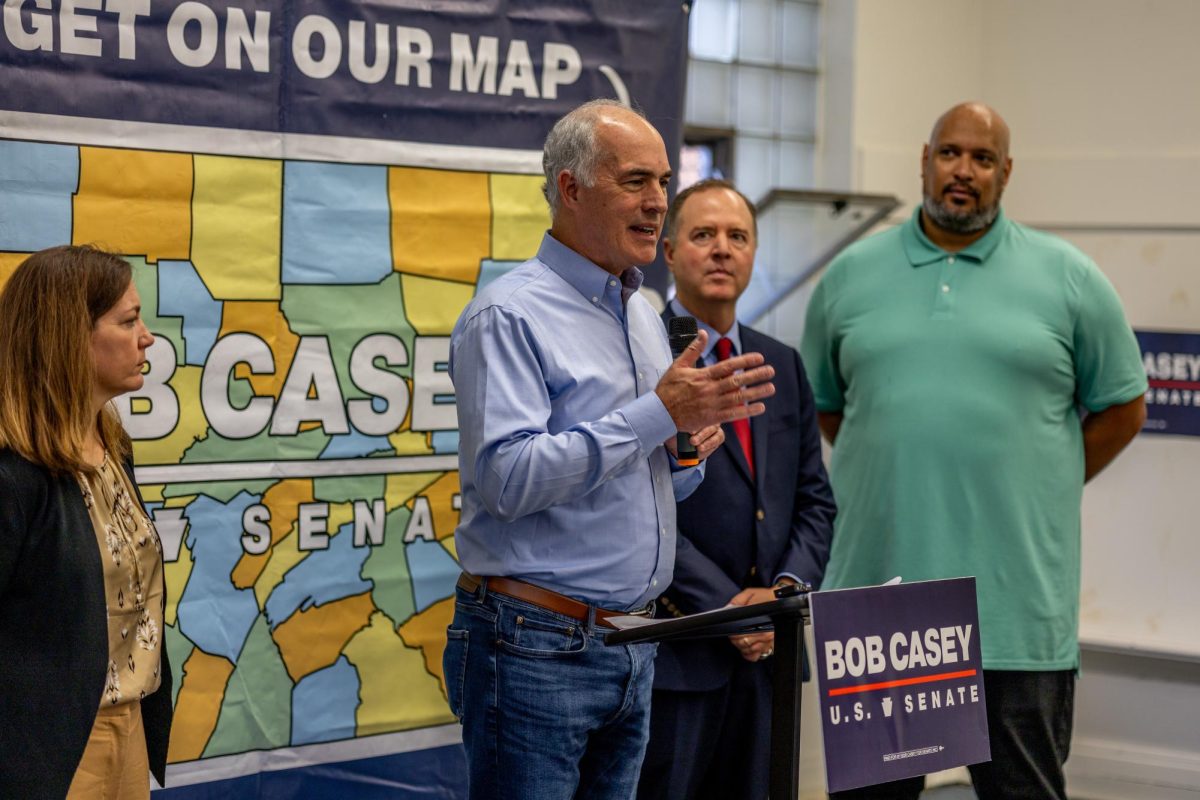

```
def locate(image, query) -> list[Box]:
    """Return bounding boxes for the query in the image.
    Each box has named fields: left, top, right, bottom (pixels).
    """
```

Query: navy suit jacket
left=655, top=310, right=836, bottom=691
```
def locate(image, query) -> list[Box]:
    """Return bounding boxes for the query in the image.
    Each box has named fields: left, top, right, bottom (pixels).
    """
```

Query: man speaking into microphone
left=445, top=100, right=775, bottom=800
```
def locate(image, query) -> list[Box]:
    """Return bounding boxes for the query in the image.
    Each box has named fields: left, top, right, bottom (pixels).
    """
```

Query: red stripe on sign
left=1148, top=380, right=1200, bottom=390
left=828, top=668, right=978, bottom=697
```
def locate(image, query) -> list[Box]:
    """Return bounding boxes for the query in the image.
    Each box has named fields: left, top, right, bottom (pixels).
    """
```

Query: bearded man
left=801, top=102, right=1147, bottom=800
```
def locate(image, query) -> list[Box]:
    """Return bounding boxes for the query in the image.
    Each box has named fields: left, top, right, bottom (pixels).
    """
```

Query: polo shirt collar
left=537, top=232, right=643, bottom=311
left=901, top=205, right=1009, bottom=267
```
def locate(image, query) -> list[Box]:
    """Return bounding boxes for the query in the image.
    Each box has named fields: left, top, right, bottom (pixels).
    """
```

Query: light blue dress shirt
left=450, top=234, right=703, bottom=609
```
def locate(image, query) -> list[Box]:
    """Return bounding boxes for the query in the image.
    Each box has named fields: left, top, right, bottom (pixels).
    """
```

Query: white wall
left=817, top=0, right=1200, bottom=796
left=686, top=0, right=823, bottom=202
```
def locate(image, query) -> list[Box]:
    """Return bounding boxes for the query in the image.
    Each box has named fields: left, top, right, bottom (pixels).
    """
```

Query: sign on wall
left=0, top=3, right=688, bottom=797
left=810, top=578, right=990, bottom=793
left=1136, top=330, right=1200, bottom=437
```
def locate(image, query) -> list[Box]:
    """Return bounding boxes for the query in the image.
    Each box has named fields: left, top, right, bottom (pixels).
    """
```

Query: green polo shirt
left=801, top=207, right=1147, bottom=670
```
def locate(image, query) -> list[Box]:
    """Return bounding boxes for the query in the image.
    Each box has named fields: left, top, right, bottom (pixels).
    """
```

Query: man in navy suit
left=637, top=180, right=836, bottom=800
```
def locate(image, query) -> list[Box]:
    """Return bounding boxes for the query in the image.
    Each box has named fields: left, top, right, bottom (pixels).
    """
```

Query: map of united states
left=0, top=138, right=547, bottom=763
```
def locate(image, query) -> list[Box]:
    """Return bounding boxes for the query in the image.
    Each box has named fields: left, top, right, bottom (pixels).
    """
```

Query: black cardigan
left=0, top=448, right=173, bottom=799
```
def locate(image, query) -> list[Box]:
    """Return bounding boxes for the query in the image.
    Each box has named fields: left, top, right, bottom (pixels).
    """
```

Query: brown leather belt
left=456, top=572, right=650, bottom=630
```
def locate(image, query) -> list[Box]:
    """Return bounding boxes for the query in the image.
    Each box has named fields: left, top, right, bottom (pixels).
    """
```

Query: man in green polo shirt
left=801, top=102, right=1147, bottom=800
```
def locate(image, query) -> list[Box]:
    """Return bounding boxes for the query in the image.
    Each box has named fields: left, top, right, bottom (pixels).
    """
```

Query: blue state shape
left=176, top=492, right=263, bottom=662
left=430, top=430, right=459, bottom=454
left=264, top=521, right=373, bottom=630
left=0, top=141, right=78, bottom=251
left=477, top=259, right=524, bottom=293
left=406, top=538, right=461, bottom=614
left=158, top=259, right=223, bottom=366
left=320, top=426, right=395, bottom=459
left=282, top=162, right=392, bottom=284
left=291, top=656, right=360, bottom=746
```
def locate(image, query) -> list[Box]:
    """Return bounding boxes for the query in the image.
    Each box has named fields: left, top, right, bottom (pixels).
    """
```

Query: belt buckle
left=625, top=600, right=655, bottom=618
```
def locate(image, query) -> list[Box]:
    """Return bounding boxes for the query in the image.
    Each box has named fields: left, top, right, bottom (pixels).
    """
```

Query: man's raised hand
left=655, top=329, right=776, bottom=434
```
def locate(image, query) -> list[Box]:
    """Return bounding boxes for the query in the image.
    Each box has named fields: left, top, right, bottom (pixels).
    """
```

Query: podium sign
left=811, top=578, right=990, bottom=792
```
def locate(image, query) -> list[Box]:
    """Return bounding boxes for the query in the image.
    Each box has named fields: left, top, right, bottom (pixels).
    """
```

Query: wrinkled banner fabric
left=0, top=2, right=686, bottom=797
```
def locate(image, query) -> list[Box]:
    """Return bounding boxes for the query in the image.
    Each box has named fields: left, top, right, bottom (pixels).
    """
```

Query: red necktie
left=716, top=337, right=755, bottom=480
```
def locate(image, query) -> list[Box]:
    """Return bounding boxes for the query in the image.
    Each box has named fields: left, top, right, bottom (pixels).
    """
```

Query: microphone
left=668, top=315, right=700, bottom=467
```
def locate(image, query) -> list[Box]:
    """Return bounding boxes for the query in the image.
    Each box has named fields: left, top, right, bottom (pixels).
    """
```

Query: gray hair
left=541, top=99, right=640, bottom=216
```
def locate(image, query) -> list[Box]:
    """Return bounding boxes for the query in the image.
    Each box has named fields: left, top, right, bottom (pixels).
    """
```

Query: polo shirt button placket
left=933, top=254, right=957, bottom=317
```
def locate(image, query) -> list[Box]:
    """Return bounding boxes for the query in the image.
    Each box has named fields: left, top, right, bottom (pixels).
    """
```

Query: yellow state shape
left=192, top=155, right=282, bottom=300
left=388, top=428, right=435, bottom=456
left=491, top=173, right=549, bottom=260
left=162, top=534, right=194, bottom=627
left=397, top=595, right=456, bottom=700
left=272, top=591, right=376, bottom=682
left=418, top=472, right=461, bottom=542
left=390, top=167, right=490, bottom=284
left=327, top=502, right=357, bottom=532
left=232, top=479, right=313, bottom=589
left=400, top=274, right=476, bottom=336
left=253, top=523, right=306, bottom=608
left=74, top=148, right=191, bottom=263
left=441, top=536, right=458, bottom=562
left=343, top=611, right=455, bottom=736
left=219, top=301, right=299, bottom=399
left=0, top=252, right=30, bottom=293
left=385, top=471, right=442, bottom=513
left=139, top=483, right=164, bottom=503
left=130, top=366, right=208, bottom=466
left=168, top=648, right=235, bottom=763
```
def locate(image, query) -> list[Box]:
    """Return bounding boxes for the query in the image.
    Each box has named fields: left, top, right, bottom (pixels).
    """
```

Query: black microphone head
left=668, top=315, right=698, bottom=339
left=668, top=315, right=698, bottom=357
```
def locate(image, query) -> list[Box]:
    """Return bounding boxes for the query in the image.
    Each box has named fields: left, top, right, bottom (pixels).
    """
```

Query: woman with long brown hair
left=0, top=245, right=173, bottom=799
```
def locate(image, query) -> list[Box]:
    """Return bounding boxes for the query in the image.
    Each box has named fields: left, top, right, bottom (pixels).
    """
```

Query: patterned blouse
left=77, top=453, right=165, bottom=708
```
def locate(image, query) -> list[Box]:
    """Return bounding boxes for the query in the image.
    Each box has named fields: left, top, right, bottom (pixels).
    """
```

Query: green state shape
left=129, top=257, right=185, bottom=367
left=163, top=621, right=194, bottom=708
left=361, top=506, right=416, bottom=628
left=164, top=427, right=330, bottom=501
left=280, top=274, right=416, bottom=402
left=203, top=613, right=292, bottom=757
left=313, top=474, right=386, bottom=504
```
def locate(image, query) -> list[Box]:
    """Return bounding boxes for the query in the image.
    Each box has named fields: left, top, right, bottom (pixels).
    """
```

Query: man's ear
left=662, top=237, right=676, bottom=267
left=557, top=170, right=579, bottom=209
left=1001, top=156, right=1014, bottom=190
left=920, top=143, right=930, bottom=182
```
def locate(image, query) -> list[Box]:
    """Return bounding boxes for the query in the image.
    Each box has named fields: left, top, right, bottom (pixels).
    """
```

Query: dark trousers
left=830, top=669, right=1075, bottom=800
left=637, top=657, right=773, bottom=800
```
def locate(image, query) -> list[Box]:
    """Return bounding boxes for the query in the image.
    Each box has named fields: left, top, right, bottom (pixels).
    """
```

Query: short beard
left=922, top=192, right=1000, bottom=235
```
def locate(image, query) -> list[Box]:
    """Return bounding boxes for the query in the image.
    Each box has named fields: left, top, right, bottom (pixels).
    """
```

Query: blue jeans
left=444, top=584, right=658, bottom=800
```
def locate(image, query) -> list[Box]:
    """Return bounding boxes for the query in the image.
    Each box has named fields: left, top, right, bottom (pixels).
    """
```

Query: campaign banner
left=0, top=2, right=687, bottom=798
left=810, top=578, right=989, bottom=793
left=0, top=0, right=686, bottom=152
left=1136, top=329, right=1200, bottom=437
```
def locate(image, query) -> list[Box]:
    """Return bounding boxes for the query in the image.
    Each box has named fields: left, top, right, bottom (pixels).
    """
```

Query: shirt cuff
left=622, top=391, right=678, bottom=453
left=774, top=572, right=808, bottom=589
